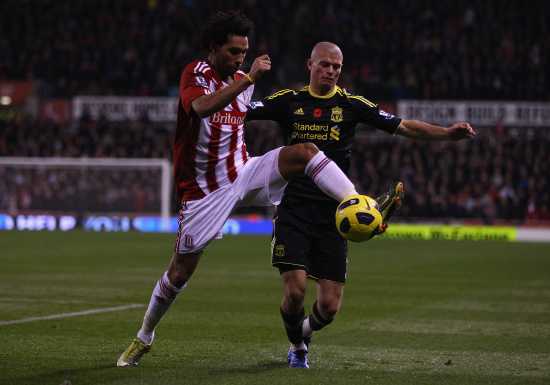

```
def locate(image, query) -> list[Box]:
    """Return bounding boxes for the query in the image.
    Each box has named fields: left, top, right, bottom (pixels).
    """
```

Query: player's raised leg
left=278, top=143, right=358, bottom=202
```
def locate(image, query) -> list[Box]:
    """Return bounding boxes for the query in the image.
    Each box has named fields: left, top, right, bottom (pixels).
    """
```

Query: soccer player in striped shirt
left=117, top=12, right=366, bottom=367
left=246, top=42, right=476, bottom=368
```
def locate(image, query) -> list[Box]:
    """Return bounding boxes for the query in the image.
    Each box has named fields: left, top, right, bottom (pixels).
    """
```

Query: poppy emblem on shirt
left=313, top=109, right=322, bottom=117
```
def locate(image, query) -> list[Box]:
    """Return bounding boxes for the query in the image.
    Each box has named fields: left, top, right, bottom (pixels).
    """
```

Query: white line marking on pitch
left=0, top=297, right=123, bottom=305
left=0, top=304, right=145, bottom=326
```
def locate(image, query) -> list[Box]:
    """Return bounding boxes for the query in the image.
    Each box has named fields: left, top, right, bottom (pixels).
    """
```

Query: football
left=335, top=195, right=383, bottom=242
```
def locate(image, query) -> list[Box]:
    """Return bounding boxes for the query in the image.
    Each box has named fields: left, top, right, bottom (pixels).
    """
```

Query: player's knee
left=170, top=272, right=189, bottom=288
left=317, top=299, right=340, bottom=320
left=284, top=142, right=319, bottom=166
left=168, top=252, right=201, bottom=288
left=167, top=268, right=190, bottom=288
left=285, top=286, right=306, bottom=307
left=279, top=142, right=320, bottom=180
left=295, top=142, right=319, bottom=163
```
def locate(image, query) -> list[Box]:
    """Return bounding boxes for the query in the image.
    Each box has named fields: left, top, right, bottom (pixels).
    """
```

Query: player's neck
left=206, top=57, right=233, bottom=84
left=309, top=84, right=336, bottom=97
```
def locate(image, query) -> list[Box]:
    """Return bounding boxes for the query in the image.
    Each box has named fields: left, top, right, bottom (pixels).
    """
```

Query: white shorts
left=174, top=147, right=287, bottom=254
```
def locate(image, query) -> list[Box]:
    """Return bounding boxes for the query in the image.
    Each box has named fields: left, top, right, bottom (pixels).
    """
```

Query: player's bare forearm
left=191, top=54, right=271, bottom=118
left=191, top=78, right=252, bottom=118
left=396, top=120, right=476, bottom=141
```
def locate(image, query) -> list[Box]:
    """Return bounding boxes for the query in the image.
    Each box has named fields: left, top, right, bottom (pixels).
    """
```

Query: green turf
left=0, top=230, right=549, bottom=384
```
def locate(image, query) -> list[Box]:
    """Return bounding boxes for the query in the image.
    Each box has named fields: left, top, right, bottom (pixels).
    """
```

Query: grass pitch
left=0, top=230, right=549, bottom=385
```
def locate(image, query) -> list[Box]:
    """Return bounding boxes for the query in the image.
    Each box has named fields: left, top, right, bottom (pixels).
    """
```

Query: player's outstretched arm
left=191, top=54, right=271, bottom=118
left=396, top=120, right=476, bottom=141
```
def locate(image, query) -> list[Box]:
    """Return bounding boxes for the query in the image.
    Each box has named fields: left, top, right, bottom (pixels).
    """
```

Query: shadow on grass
left=201, top=361, right=290, bottom=375
left=12, top=363, right=116, bottom=385
left=12, top=360, right=290, bottom=385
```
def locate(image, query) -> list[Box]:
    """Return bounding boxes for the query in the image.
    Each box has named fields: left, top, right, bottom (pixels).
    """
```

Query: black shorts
left=271, top=195, right=348, bottom=284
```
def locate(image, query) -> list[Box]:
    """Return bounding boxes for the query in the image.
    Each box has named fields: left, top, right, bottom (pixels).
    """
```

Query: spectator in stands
left=1, top=0, right=549, bottom=101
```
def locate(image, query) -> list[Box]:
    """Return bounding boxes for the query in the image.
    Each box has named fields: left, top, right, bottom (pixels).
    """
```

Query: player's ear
left=209, top=41, right=219, bottom=54
left=307, top=59, right=313, bottom=70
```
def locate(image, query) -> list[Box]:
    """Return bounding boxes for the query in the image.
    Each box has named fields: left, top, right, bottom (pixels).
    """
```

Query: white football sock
left=137, top=271, right=186, bottom=344
left=302, top=317, right=314, bottom=339
left=290, top=341, right=308, bottom=352
left=305, top=151, right=358, bottom=202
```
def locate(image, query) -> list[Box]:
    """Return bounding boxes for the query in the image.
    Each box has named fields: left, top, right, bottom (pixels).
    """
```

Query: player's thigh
left=303, top=199, right=348, bottom=284
left=271, top=204, right=313, bottom=272
left=175, top=188, right=238, bottom=253
left=236, top=147, right=288, bottom=207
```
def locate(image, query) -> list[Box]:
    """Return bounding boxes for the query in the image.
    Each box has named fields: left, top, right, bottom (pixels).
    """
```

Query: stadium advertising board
left=0, top=213, right=530, bottom=242
left=72, top=96, right=178, bottom=122
left=0, top=81, right=33, bottom=105
left=0, top=214, right=77, bottom=231
left=379, top=224, right=517, bottom=242
left=0, top=213, right=271, bottom=235
left=397, top=101, right=550, bottom=127
left=2, top=213, right=549, bottom=242
left=71, top=98, right=550, bottom=127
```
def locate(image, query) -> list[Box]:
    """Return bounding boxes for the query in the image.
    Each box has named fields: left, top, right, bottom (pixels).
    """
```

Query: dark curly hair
left=200, top=10, right=254, bottom=51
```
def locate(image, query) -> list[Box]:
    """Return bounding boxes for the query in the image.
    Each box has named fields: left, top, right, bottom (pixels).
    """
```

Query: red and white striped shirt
left=174, top=60, right=253, bottom=201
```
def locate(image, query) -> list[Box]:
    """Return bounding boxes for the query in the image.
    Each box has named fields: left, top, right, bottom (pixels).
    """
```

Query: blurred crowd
left=2, top=116, right=549, bottom=224
left=1, top=0, right=549, bottom=101
left=349, top=128, right=550, bottom=224
left=0, top=165, right=162, bottom=214
left=246, top=120, right=550, bottom=224
left=0, top=117, right=168, bottom=215
left=1, top=0, right=549, bottom=223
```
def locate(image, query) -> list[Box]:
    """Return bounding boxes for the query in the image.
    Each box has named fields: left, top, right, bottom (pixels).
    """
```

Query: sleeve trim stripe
left=349, top=95, right=377, bottom=107
left=266, top=89, right=295, bottom=100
